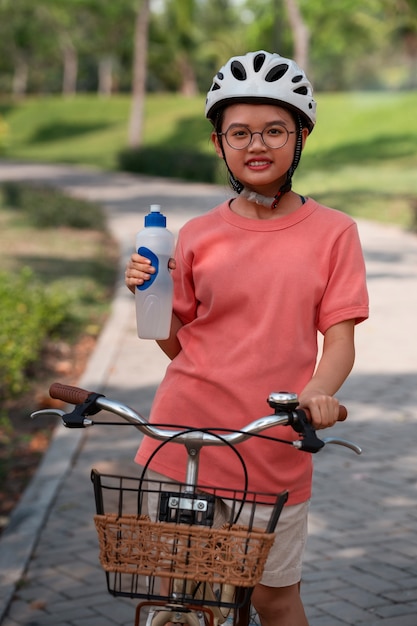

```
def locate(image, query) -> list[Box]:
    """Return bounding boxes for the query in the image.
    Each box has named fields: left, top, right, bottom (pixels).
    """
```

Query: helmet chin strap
left=229, top=166, right=292, bottom=210
left=223, top=114, right=304, bottom=210
left=227, top=163, right=281, bottom=209
left=240, top=187, right=276, bottom=208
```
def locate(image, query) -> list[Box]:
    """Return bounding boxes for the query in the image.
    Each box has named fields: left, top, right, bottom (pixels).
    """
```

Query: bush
left=118, top=146, right=221, bottom=183
left=1, top=182, right=106, bottom=230
left=0, top=267, right=78, bottom=400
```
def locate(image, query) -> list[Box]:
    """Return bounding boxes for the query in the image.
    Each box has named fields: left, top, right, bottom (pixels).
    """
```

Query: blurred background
left=1, top=0, right=416, bottom=98
left=0, top=0, right=416, bottom=206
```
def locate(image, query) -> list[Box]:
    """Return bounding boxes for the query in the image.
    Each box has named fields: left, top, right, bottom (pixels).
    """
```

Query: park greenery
left=0, top=183, right=117, bottom=402
left=0, top=0, right=416, bottom=97
left=0, top=182, right=117, bottom=515
left=0, top=0, right=416, bottom=223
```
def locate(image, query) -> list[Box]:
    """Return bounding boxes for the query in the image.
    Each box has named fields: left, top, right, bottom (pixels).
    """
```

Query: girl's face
left=212, top=103, right=308, bottom=196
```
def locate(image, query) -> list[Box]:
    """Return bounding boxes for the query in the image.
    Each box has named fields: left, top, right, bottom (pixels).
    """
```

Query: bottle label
left=137, top=246, right=159, bottom=291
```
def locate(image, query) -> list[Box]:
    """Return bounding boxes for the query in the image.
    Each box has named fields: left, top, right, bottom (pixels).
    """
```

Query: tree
left=283, top=0, right=310, bottom=71
left=37, top=1, right=84, bottom=96
left=301, top=0, right=393, bottom=89
left=1, top=0, right=416, bottom=98
left=77, top=0, right=136, bottom=96
left=388, top=0, right=417, bottom=87
left=128, top=0, right=150, bottom=147
left=149, top=0, right=241, bottom=93
left=0, top=0, right=54, bottom=96
left=154, top=0, right=199, bottom=95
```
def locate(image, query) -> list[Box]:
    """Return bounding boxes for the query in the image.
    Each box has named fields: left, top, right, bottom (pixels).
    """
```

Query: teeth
left=249, top=161, right=269, bottom=166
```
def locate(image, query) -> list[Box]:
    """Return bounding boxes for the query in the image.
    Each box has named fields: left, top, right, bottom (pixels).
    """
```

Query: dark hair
left=212, top=108, right=224, bottom=134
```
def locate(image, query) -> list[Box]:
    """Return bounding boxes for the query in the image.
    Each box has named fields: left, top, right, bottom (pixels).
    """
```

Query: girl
left=125, top=51, right=369, bottom=626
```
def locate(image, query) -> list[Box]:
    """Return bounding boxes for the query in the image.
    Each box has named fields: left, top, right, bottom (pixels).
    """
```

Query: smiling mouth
left=247, top=160, right=271, bottom=167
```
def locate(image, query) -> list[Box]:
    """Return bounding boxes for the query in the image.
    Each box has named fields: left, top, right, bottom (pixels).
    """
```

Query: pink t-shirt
left=135, top=199, right=369, bottom=504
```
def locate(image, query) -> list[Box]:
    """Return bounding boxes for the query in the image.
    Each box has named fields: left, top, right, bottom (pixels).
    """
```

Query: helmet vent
left=292, top=74, right=303, bottom=83
left=253, top=53, right=266, bottom=72
left=211, top=83, right=221, bottom=91
left=265, top=64, right=289, bottom=82
left=294, top=86, right=308, bottom=95
left=230, top=60, right=247, bottom=81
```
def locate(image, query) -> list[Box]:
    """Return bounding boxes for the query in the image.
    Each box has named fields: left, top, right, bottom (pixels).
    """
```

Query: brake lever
left=267, top=393, right=325, bottom=454
left=290, top=415, right=363, bottom=454
left=30, top=392, right=103, bottom=428
left=321, top=437, right=362, bottom=455
left=31, top=408, right=66, bottom=419
left=291, top=412, right=325, bottom=453
left=31, top=407, right=94, bottom=427
left=267, top=392, right=360, bottom=455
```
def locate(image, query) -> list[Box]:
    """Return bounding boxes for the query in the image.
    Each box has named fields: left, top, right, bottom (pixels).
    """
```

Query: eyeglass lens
left=224, top=123, right=291, bottom=150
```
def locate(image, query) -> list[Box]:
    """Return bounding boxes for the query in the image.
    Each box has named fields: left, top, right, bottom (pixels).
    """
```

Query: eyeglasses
left=219, top=123, right=296, bottom=150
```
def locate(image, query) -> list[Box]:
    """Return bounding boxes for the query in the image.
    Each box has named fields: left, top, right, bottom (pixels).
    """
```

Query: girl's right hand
left=125, top=253, right=176, bottom=294
left=125, top=253, right=155, bottom=294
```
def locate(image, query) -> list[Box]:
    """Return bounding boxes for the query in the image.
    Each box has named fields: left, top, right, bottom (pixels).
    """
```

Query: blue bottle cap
left=144, top=204, right=166, bottom=227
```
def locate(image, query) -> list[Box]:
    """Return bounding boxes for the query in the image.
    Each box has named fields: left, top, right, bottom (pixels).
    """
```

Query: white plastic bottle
left=135, top=205, right=175, bottom=339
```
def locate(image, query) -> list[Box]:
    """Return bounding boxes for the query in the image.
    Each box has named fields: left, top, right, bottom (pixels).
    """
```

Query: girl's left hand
left=298, top=392, right=340, bottom=430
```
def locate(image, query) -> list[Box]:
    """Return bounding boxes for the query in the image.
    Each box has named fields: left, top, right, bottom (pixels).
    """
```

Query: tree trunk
left=403, top=29, right=417, bottom=88
left=128, top=0, right=150, bottom=148
left=12, top=56, right=29, bottom=97
left=98, top=56, right=114, bottom=96
left=283, top=0, right=310, bottom=73
left=272, top=0, right=284, bottom=52
left=62, top=41, right=78, bottom=96
left=179, top=54, right=198, bottom=96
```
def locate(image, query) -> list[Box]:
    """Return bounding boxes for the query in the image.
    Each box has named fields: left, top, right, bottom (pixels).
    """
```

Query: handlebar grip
left=338, top=405, right=348, bottom=421
left=50, top=382, right=92, bottom=405
left=301, top=404, right=348, bottom=422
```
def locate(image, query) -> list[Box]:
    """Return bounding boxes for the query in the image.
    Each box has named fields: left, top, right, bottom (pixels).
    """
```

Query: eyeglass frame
left=217, top=122, right=297, bottom=150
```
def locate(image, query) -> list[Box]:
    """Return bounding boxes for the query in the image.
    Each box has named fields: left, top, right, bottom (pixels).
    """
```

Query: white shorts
left=145, top=469, right=309, bottom=588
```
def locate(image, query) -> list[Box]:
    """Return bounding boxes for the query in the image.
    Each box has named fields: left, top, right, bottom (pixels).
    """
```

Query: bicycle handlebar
left=49, top=383, right=347, bottom=421
left=35, top=383, right=361, bottom=455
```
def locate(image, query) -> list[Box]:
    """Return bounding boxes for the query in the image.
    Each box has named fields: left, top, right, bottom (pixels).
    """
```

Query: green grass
left=0, top=95, right=132, bottom=169
left=0, top=94, right=213, bottom=169
left=295, top=91, right=417, bottom=226
left=1, top=91, right=416, bottom=228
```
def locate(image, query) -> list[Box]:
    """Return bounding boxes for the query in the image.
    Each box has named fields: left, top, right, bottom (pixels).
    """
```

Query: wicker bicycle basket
left=91, top=470, right=288, bottom=605
left=94, top=513, right=275, bottom=586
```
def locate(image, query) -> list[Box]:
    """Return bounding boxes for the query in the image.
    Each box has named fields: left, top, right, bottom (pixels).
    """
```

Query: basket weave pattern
left=94, top=513, right=275, bottom=587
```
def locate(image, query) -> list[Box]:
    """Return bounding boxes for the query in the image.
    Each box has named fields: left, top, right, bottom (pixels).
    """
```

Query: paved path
left=0, top=162, right=416, bottom=626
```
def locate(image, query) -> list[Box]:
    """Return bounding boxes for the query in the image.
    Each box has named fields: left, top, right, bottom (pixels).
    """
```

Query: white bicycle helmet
left=205, top=50, right=316, bottom=133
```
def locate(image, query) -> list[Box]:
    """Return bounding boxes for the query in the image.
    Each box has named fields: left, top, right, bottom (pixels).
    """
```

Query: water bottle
left=135, top=204, right=175, bottom=339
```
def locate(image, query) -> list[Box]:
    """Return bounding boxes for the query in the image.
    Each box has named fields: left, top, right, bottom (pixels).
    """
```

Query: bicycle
left=32, top=384, right=361, bottom=626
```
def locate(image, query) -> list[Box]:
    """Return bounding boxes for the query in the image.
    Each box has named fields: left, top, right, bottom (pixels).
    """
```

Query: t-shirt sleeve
left=316, top=222, right=369, bottom=334
left=172, top=232, right=198, bottom=325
